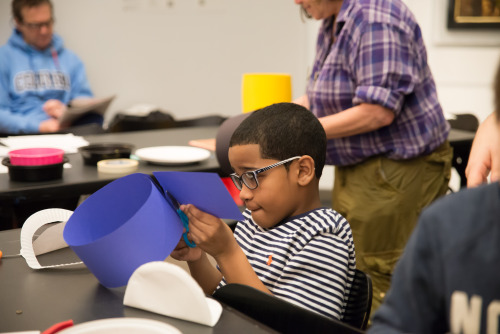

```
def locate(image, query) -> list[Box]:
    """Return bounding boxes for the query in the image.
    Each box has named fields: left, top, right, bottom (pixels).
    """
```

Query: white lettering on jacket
left=14, top=70, right=70, bottom=92
left=450, top=291, right=500, bottom=334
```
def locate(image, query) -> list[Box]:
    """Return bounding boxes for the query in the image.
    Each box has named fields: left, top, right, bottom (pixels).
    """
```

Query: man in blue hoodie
left=0, top=0, right=94, bottom=134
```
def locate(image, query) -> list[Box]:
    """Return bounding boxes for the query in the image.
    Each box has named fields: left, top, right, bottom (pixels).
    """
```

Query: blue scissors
left=165, top=191, right=196, bottom=248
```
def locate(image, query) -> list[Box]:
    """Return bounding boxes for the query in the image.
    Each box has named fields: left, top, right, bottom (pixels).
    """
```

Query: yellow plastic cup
left=241, top=73, right=292, bottom=113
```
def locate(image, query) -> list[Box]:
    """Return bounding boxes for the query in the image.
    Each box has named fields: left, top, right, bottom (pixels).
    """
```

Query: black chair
left=447, top=113, right=479, bottom=132
left=343, top=269, right=373, bottom=330
left=108, top=112, right=227, bottom=133
left=212, top=283, right=365, bottom=334
left=447, top=113, right=479, bottom=189
left=107, top=110, right=177, bottom=133
left=173, top=115, right=227, bottom=128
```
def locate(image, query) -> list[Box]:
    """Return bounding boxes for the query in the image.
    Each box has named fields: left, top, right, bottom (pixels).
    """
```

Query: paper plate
left=135, top=146, right=211, bottom=165
left=59, top=318, right=181, bottom=334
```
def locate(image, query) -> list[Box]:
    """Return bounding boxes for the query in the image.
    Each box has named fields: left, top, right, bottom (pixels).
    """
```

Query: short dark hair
left=229, top=102, right=327, bottom=179
left=495, top=58, right=500, bottom=122
left=12, top=0, right=53, bottom=23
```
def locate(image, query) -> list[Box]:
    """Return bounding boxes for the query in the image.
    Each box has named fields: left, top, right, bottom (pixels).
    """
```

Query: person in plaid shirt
left=293, top=0, right=452, bottom=314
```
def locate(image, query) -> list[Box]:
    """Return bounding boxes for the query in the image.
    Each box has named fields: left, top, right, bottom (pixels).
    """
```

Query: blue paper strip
left=153, top=171, right=243, bottom=221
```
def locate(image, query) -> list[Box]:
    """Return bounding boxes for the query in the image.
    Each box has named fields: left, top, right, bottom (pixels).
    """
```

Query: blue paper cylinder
left=63, top=173, right=183, bottom=288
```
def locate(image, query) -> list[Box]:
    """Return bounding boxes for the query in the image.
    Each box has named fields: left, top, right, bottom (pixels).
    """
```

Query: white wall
left=0, top=0, right=313, bottom=122
left=0, top=1, right=11, bottom=42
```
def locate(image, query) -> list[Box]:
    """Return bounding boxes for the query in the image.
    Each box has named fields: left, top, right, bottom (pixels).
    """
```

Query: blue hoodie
left=0, top=29, right=93, bottom=134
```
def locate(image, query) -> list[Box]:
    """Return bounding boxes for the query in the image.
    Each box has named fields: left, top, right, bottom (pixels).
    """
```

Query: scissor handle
left=177, top=209, right=196, bottom=248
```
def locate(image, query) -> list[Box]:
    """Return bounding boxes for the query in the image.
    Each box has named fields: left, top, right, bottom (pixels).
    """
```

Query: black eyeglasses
left=230, top=156, right=301, bottom=191
left=22, top=18, right=54, bottom=31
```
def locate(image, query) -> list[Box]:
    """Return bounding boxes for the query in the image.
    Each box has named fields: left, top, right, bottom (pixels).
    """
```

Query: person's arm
left=213, top=238, right=270, bottom=293
left=0, top=100, right=50, bottom=134
left=0, top=107, right=43, bottom=134
left=170, top=237, right=223, bottom=294
left=43, top=99, right=67, bottom=119
left=293, top=94, right=310, bottom=110
left=319, top=103, right=394, bottom=139
left=293, top=93, right=394, bottom=139
left=181, top=204, right=271, bottom=295
left=0, top=61, right=40, bottom=133
left=38, top=118, right=61, bottom=133
left=0, top=53, right=59, bottom=133
left=465, top=113, right=500, bottom=187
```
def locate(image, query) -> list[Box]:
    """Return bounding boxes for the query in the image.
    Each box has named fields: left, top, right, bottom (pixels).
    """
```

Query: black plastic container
left=78, top=143, right=134, bottom=165
left=2, top=157, right=68, bottom=182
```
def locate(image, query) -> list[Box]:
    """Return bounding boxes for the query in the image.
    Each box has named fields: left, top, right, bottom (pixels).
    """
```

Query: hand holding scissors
left=166, top=191, right=196, bottom=248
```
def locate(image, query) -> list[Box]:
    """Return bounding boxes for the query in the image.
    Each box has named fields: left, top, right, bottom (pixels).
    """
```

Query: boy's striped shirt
left=218, top=208, right=356, bottom=320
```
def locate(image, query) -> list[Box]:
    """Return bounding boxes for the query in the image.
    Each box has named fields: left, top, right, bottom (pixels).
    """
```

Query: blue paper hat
left=63, top=173, right=182, bottom=288
left=63, top=172, right=243, bottom=288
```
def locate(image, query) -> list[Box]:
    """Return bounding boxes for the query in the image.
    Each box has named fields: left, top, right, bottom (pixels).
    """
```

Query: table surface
left=0, top=228, right=276, bottom=333
left=0, top=127, right=475, bottom=204
left=0, top=127, right=221, bottom=203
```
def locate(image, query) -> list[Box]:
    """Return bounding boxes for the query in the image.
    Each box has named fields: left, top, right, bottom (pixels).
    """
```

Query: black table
left=0, top=127, right=221, bottom=203
left=0, top=228, right=276, bottom=333
left=0, top=127, right=475, bottom=201
left=0, top=127, right=222, bottom=229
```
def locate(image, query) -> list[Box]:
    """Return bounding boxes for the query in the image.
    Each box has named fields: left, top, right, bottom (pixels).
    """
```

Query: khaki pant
left=332, top=141, right=452, bottom=317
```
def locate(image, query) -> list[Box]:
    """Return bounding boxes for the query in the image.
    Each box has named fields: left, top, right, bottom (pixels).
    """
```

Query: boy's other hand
left=170, top=237, right=202, bottom=262
left=181, top=204, right=238, bottom=259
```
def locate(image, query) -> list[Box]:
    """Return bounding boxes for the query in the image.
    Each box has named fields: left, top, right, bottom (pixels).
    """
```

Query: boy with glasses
left=0, top=0, right=97, bottom=134
left=171, top=102, right=356, bottom=320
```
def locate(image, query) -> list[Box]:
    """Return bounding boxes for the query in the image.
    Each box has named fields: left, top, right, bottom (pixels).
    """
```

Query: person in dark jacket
left=369, top=57, right=500, bottom=334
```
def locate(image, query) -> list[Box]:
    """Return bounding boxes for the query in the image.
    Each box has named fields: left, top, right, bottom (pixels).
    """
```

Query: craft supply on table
left=97, top=158, right=138, bottom=174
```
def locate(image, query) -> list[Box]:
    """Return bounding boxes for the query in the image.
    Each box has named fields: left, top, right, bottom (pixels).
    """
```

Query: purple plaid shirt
left=306, top=0, right=449, bottom=166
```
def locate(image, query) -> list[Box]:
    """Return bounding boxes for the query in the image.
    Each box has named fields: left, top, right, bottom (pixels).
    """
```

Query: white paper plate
left=59, top=318, right=181, bottom=334
left=135, top=146, right=211, bottom=165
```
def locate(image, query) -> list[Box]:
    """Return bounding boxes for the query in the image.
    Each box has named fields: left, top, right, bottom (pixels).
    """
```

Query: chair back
left=343, top=269, right=373, bottom=330
left=212, top=283, right=364, bottom=334
left=108, top=111, right=176, bottom=133
left=173, top=115, right=227, bottom=128
left=447, top=113, right=479, bottom=132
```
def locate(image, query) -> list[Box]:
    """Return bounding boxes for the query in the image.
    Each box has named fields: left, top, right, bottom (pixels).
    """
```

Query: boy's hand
left=181, top=204, right=271, bottom=295
left=180, top=204, right=238, bottom=259
left=170, top=237, right=202, bottom=262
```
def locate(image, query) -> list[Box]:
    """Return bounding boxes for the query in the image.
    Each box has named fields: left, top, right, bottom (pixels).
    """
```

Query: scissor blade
left=165, top=191, right=181, bottom=210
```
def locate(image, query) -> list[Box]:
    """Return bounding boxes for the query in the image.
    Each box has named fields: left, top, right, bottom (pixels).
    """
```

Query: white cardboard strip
left=124, top=261, right=222, bottom=327
left=20, top=208, right=83, bottom=269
